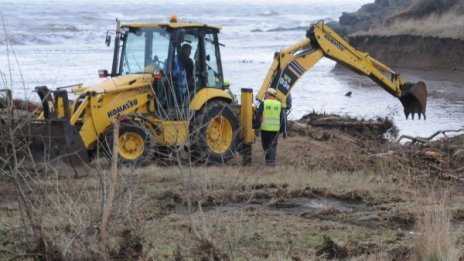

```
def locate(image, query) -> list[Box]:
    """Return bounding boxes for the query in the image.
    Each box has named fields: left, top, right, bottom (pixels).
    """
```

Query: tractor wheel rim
left=118, top=132, right=144, bottom=160
left=206, top=115, right=233, bottom=154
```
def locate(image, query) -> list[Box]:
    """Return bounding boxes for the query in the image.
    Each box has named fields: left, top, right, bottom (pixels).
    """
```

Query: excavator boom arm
left=257, top=21, right=427, bottom=119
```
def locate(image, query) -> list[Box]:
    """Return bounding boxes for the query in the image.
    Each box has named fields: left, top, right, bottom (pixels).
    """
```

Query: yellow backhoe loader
left=0, top=19, right=427, bottom=169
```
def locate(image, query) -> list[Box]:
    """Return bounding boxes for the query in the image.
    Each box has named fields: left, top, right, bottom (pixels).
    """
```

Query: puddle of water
left=270, top=197, right=368, bottom=215
left=190, top=197, right=369, bottom=217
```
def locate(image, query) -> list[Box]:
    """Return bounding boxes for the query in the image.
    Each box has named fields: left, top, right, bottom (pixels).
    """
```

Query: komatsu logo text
left=107, top=99, right=138, bottom=118
left=324, top=33, right=344, bottom=52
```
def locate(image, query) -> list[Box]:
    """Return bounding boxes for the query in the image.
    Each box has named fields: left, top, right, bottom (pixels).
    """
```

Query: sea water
left=1, top=0, right=463, bottom=138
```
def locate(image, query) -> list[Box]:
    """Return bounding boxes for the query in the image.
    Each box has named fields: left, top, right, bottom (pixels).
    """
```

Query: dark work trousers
left=261, top=130, right=279, bottom=166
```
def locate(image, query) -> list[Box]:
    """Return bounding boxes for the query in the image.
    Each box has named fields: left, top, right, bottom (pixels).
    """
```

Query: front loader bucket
left=1, top=87, right=89, bottom=176
left=399, top=81, right=427, bottom=120
left=1, top=118, right=89, bottom=172
left=27, top=120, right=89, bottom=167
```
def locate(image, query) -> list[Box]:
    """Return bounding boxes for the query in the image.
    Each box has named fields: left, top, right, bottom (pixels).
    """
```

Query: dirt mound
left=0, top=97, right=42, bottom=116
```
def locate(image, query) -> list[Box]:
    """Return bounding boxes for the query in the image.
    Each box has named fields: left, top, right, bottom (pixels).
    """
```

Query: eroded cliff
left=331, top=0, right=464, bottom=70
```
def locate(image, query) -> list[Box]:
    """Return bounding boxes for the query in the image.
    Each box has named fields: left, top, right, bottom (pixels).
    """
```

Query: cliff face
left=349, top=35, right=464, bottom=70
left=331, top=0, right=464, bottom=70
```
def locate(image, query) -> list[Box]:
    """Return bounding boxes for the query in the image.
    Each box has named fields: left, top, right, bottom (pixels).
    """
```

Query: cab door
left=201, top=29, right=224, bottom=89
left=155, top=27, right=201, bottom=119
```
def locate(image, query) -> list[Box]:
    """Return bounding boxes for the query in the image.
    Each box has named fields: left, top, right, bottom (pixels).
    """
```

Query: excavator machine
left=0, top=19, right=427, bottom=170
left=256, top=21, right=427, bottom=120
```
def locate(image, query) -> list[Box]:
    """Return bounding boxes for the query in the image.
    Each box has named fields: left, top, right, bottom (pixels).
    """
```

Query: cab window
left=120, top=27, right=171, bottom=75
left=204, top=32, right=222, bottom=88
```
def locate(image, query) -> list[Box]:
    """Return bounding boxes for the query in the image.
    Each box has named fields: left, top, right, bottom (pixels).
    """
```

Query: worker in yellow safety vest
left=253, top=88, right=284, bottom=166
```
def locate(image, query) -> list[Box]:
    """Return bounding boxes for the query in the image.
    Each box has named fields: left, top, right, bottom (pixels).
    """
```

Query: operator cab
left=116, top=22, right=224, bottom=120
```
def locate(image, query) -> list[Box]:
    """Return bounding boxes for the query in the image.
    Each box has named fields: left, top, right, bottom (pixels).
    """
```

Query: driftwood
left=370, top=151, right=395, bottom=158
left=455, top=166, right=464, bottom=173
left=289, top=119, right=387, bottom=132
left=397, top=128, right=464, bottom=143
left=288, top=121, right=313, bottom=134
left=309, top=121, right=387, bottom=128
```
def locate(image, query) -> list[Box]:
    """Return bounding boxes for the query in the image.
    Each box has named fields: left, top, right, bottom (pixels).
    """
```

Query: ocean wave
left=0, top=34, right=51, bottom=45
left=105, top=12, right=140, bottom=21
left=265, top=26, right=308, bottom=32
left=257, top=10, right=279, bottom=16
left=44, top=24, right=82, bottom=32
left=0, top=31, right=104, bottom=46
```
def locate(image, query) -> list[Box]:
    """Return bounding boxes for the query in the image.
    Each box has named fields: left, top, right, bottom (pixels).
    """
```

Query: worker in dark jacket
left=173, top=43, right=194, bottom=104
left=253, top=88, right=284, bottom=166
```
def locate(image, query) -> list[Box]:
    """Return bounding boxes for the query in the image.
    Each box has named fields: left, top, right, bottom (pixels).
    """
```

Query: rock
left=337, top=0, right=413, bottom=34
left=267, top=26, right=307, bottom=32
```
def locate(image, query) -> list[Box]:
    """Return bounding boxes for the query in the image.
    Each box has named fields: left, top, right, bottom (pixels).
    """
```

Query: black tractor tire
left=103, top=121, right=154, bottom=167
left=190, top=100, right=240, bottom=164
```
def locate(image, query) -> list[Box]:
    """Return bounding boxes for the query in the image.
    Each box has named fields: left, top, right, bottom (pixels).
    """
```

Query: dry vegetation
left=357, top=0, right=464, bottom=39
left=363, top=14, right=464, bottom=39
left=413, top=194, right=459, bottom=261
left=1, top=111, right=464, bottom=260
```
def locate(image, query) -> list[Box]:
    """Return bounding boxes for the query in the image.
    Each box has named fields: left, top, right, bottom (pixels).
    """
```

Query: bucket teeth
left=405, top=112, right=426, bottom=120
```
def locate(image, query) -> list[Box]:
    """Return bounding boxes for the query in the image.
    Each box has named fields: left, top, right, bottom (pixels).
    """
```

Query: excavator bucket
left=399, top=81, right=427, bottom=120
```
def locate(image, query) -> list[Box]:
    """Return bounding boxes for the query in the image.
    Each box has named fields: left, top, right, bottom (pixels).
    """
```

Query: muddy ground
left=1, top=113, right=464, bottom=260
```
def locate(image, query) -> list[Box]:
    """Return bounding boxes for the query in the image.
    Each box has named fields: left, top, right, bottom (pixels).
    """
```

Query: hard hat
left=266, top=88, right=277, bottom=96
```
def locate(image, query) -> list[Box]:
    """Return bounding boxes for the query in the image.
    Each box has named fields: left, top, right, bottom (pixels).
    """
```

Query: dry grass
left=352, top=0, right=464, bottom=39
left=1, top=148, right=464, bottom=260
left=353, top=0, right=464, bottom=39
left=413, top=194, right=459, bottom=261
left=408, top=0, right=464, bottom=16
left=2, top=109, right=464, bottom=259
left=359, top=13, right=464, bottom=40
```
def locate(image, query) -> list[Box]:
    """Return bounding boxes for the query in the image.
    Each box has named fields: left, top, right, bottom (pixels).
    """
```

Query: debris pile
left=289, top=112, right=397, bottom=141
left=287, top=112, right=464, bottom=179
